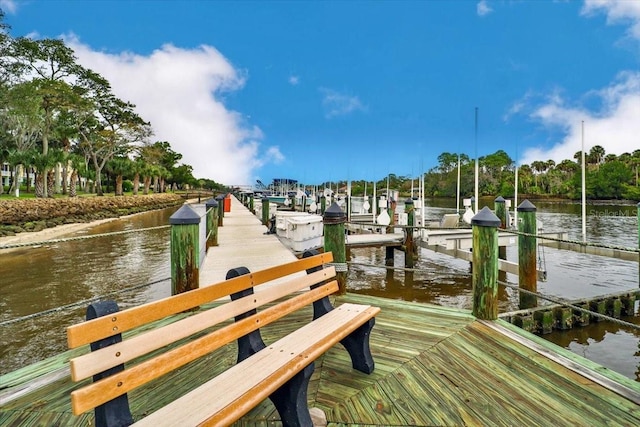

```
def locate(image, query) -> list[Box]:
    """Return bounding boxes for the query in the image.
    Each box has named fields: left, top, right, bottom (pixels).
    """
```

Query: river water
left=0, top=199, right=638, bottom=382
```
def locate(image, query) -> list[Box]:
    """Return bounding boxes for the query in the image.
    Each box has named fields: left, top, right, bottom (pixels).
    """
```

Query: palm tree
left=588, top=145, right=606, bottom=170
left=106, top=156, right=133, bottom=196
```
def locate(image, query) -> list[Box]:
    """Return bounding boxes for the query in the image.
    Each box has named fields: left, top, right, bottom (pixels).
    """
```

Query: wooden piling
left=249, top=193, right=254, bottom=213
left=495, top=196, right=507, bottom=260
left=589, top=299, right=607, bottom=322
left=216, top=194, right=225, bottom=227
left=637, top=202, right=639, bottom=287
left=320, top=196, right=326, bottom=215
left=169, top=205, right=201, bottom=295
left=518, top=200, right=537, bottom=309
left=404, top=198, right=416, bottom=269
left=534, top=310, right=554, bottom=334
left=553, top=307, right=573, bottom=330
left=261, top=197, right=270, bottom=226
left=471, top=207, right=501, bottom=320
left=205, top=198, right=219, bottom=249
left=323, top=202, right=347, bottom=294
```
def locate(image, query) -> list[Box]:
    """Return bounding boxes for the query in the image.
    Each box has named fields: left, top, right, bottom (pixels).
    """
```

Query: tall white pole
left=514, top=144, right=518, bottom=227
left=456, top=153, right=461, bottom=213
left=474, top=107, right=479, bottom=213
left=581, top=120, right=587, bottom=242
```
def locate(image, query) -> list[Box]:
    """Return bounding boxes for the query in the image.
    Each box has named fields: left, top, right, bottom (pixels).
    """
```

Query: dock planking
left=1, top=196, right=639, bottom=426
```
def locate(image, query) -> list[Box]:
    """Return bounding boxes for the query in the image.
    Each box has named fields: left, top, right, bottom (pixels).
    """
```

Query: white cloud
left=0, top=0, right=18, bottom=14
left=65, top=36, right=281, bottom=185
left=520, top=71, right=640, bottom=165
left=288, top=75, right=299, bottom=85
left=477, top=0, right=493, bottom=17
left=582, top=0, right=640, bottom=38
left=319, top=88, right=366, bottom=118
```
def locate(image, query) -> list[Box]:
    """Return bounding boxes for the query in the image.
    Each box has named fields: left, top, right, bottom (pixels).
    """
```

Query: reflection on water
left=0, top=199, right=638, bottom=382
left=0, top=207, right=177, bottom=374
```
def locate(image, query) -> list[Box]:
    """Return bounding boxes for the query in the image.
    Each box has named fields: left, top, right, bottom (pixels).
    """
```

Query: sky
left=2, top=0, right=639, bottom=186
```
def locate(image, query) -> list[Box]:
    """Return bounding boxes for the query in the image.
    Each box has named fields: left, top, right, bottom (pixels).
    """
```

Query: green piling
left=495, top=196, right=507, bottom=260
left=216, top=194, right=225, bottom=227
left=637, top=202, right=639, bottom=287
left=169, top=205, right=201, bottom=295
left=518, top=200, right=537, bottom=309
left=249, top=193, right=254, bottom=213
left=321, top=196, right=327, bottom=215
left=471, top=207, right=501, bottom=320
left=404, top=198, right=416, bottom=268
left=205, top=198, right=219, bottom=249
left=553, top=307, right=573, bottom=330
left=534, top=310, right=554, bottom=334
left=261, top=197, right=270, bottom=226
left=323, top=202, right=347, bottom=294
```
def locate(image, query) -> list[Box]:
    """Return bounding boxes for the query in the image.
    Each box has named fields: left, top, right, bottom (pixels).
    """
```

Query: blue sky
left=2, top=0, right=639, bottom=185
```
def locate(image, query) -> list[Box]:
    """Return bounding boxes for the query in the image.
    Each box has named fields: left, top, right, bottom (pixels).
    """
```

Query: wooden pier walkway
left=1, top=195, right=639, bottom=426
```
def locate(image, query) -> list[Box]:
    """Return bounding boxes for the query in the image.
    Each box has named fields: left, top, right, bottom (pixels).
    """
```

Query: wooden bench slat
left=70, top=266, right=336, bottom=382
left=131, top=304, right=380, bottom=427
left=70, top=281, right=340, bottom=415
left=67, top=252, right=334, bottom=348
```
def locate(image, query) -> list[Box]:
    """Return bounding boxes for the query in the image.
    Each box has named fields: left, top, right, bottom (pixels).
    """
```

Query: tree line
left=0, top=11, right=225, bottom=198
left=329, top=146, right=639, bottom=201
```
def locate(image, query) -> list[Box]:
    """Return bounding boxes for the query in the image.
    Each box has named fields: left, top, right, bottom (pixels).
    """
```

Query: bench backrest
left=67, top=251, right=336, bottom=416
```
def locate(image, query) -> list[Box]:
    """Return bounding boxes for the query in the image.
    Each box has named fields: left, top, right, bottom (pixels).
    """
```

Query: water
left=0, top=200, right=638, bottom=382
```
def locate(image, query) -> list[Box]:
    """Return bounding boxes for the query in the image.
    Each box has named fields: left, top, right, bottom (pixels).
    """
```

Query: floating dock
left=1, top=195, right=639, bottom=426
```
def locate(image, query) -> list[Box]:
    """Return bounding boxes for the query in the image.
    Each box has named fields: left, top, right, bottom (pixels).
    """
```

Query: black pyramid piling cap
left=323, top=202, right=346, bottom=224
left=169, top=204, right=201, bottom=225
left=517, top=199, right=537, bottom=212
left=495, top=196, right=505, bottom=203
left=637, top=201, right=640, bottom=207
left=215, top=194, right=225, bottom=201
left=205, top=198, right=218, bottom=208
left=471, top=206, right=501, bottom=227
left=405, top=197, right=414, bottom=205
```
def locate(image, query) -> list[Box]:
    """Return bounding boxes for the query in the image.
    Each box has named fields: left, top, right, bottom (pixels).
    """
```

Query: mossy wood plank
left=328, top=380, right=409, bottom=425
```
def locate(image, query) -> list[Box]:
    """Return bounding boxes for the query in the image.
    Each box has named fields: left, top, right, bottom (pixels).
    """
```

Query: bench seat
left=133, top=303, right=379, bottom=426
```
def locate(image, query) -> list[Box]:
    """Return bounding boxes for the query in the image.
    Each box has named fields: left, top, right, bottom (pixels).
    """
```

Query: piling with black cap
left=323, top=202, right=347, bottom=294
left=320, top=195, right=327, bottom=215
left=261, top=197, right=270, bottom=226
left=495, top=196, right=507, bottom=260
left=637, top=202, right=639, bottom=287
left=205, top=198, right=219, bottom=249
left=404, top=198, right=417, bottom=268
left=216, top=194, right=225, bottom=227
left=471, top=206, right=501, bottom=320
left=169, top=204, right=201, bottom=295
left=518, top=200, right=537, bottom=309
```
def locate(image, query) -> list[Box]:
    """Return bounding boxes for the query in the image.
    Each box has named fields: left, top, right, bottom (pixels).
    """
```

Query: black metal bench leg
left=341, top=318, right=376, bottom=374
left=87, top=301, right=134, bottom=427
left=269, top=362, right=315, bottom=427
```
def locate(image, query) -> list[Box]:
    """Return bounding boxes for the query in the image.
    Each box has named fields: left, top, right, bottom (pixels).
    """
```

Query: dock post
left=404, top=198, right=416, bottom=268
left=637, top=202, right=639, bottom=287
left=261, top=197, right=270, bottom=226
left=518, top=200, right=537, bottom=309
left=169, top=205, right=200, bottom=295
left=323, top=202, right=347, bottom=294
left=495, top=196, right=507, bottom=260
left=321, top=195, right=327, bottom=215
left=205, top=198, right=219, bottom=249
left=471, top=207, right=501, bottom=320
left=216, top=194, right=225, bottom=227
left=249, top=193, right=254, bottom=214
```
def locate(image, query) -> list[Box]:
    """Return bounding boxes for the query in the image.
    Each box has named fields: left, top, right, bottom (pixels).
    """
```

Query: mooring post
left=261, top=197, right=270, bottom=226
left=323, top=202, right=347, bottom=294
left=495, top=196, right=507, bottom=259
left=518, top=200, right=537, bottom=309
left=471, top=207, right=501, bottom=320
left=637, top=202, right=639, bottom=287
left=404, top=198, right=415, bottom=268
left=169, top=205, right=200, bottom=295
left=205, top=198, right=219, bottom=249
left=320, top=195, right=327, bottom=215
left=216, top=194, right=225, bottom=227
left=249, top=193, right=254, bottom=213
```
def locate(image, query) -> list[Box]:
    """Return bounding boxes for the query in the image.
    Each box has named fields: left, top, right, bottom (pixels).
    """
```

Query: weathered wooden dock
left=1, top=195, right=639, bottom=426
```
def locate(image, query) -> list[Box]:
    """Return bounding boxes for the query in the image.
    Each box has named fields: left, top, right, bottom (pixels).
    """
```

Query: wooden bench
left=66, top=251, right=380, bottom=426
